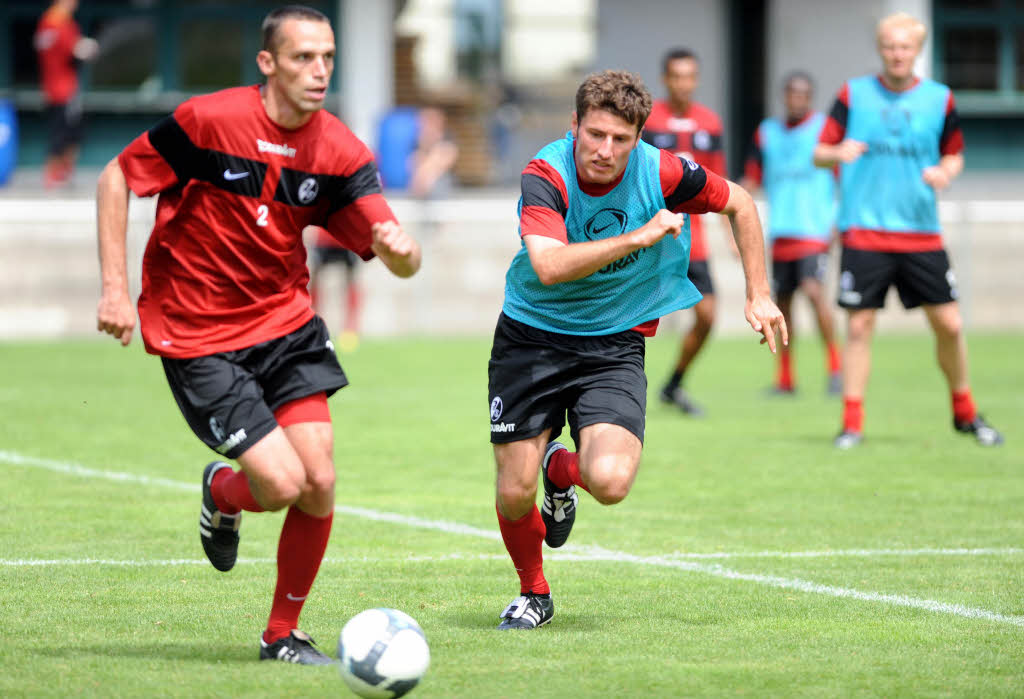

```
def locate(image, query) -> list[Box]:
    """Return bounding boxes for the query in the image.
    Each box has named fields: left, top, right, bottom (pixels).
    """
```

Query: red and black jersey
left=119, top=85, right=395, bottom=358
left=34, top=7, right=80, bottom=105
left=642, top=100, right=726, bottom=261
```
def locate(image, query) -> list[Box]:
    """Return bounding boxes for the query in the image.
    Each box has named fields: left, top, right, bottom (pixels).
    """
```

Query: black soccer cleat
left=540, top=442, right=577, bottom=549
left=833, top=430, right=863, bottom=450
left=497, top=592, right=554, bottom=630
left=199, top=461, right=241, bottom=572
left=259, top=629, right=333, bottom=665
left=954, top=415, right=1004, bottom=447
left=659, top=385, right=706, bottom=417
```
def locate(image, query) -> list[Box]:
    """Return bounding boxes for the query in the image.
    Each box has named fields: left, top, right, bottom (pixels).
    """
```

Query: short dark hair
left=662, top=48, right=698, bottom=74
left=262, top=5, right=330, bottom=53
left=783, top=70, right=814, bottom=92
left=575, top=70, right=653, bottom=132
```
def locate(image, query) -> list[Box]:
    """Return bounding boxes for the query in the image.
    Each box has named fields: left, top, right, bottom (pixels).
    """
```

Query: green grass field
left=1, top=332, right=1022, bottom=697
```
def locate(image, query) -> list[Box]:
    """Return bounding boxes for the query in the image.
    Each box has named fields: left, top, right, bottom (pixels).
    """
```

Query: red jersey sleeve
left=323, top=157, right=395, bottom=260
left=660, top=150, right=730, bottom=215
left=818, top=83, right=850, bottom=145
left=940, top=92, right=964, bottom=156
left=118, top=100, right=202, bottom=196
left=519, top=159, right=569, bottom=244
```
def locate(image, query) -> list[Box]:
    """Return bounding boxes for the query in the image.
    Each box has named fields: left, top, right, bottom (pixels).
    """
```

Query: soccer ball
left=337, top=608, right=430, bottom=698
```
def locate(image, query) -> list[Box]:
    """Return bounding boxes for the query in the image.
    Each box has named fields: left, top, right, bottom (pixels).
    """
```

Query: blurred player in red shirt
left=34, top=0, right=97, bottom=188
left=642, top=48, right=728, bottom=417
left=96, top=6, right=421, bottom=665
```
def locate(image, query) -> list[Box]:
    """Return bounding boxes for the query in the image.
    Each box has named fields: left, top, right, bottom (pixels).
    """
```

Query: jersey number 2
left=256, top=204, right=269, bottom=227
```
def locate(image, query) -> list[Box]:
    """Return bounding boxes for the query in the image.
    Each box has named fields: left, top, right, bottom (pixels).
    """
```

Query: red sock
left=212, top=468, right=265, bottom=514
left=952, top=389, right=977, bottom=424
left=546, top=448, right=589, bottom=492
left=344, top=285, right=362, bottom=333
left=777, top=348, right=794, bottom=390
left=827, top=343, right=841, bottom=374
left=843, top=397, right=863, bottom=434
left=264, top=507, right=333, bottom=643
left=495, top=503, right=549, bottom=595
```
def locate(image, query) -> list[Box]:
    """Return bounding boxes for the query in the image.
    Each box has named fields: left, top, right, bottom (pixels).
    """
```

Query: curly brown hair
left=575, top=70, right=653, bottom=132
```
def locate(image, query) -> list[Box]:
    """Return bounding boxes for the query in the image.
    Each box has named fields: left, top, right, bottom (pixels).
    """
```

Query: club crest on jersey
left=298, top=177, right=319, bottom=204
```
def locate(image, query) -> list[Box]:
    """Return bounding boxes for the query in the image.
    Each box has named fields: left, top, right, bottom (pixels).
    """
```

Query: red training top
left=34, top=7, right=81, bottom=105
left=642, top=99, right=727, bottom=261
left=118, top=85, right=395, bottom=358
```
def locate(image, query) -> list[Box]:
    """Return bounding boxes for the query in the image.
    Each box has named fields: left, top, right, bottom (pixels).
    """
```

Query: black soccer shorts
left=837, top=246, right=958, bottom=310
left=772, top=252, right=829, bottom=298
left=487, top=313, right=647, bottom=447
left=161, top=316, right=348, bottom=459
left=687, top=259, right=715, bottom=296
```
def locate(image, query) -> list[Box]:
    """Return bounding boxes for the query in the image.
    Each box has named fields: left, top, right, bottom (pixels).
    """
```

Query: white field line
left=4, top=449, right=1023, bottom=627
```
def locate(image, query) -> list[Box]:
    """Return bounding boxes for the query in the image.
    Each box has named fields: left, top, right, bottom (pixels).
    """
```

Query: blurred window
left=89, top=17, right=158, bottom=90
left=181, top=20, right=244, bottom=90
left=942, top=26, right=1000, bottom=90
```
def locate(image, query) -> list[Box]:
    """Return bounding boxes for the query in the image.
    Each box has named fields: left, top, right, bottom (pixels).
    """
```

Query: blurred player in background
left=488, top=70, right=785, bottom=629
left=742, top=71, right=841, bottom=395
left=96, top=5, right=421, bottom=664
left=34, top=0, right=98, bottom=188
left=308, top=230, right=364, bottom=352
left=814, top=12, right=1003, bottom=449
left=643, top=48, right=730, bottom=417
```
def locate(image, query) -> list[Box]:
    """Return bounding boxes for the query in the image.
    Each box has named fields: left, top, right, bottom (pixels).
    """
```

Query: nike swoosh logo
left=223, top=169, right=249, bottom=181
left=285, top=593, right=307, bottom=602
left=593, top=222, right=615, bottom=235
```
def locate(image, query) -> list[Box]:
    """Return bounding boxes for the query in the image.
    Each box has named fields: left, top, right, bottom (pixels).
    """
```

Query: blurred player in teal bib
left=487, top=70, right=786, bottom=630
left=814, top=12, right=1003, bottom=449
left=743, top=72, right=841, bottom=395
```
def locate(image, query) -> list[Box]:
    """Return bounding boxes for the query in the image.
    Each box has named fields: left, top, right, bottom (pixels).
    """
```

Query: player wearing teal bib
left=814, top=12, right=1003, bottom=449
left=742, top=72, right=841, bottom=395
left=488, top=70, right=786, bottom=629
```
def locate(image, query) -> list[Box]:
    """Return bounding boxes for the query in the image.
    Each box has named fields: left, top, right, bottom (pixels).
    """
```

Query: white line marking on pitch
left=4, top=449, right=1023, bottom=627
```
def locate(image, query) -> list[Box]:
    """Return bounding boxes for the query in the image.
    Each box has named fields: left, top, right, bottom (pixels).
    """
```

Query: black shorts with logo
left=160, top=316, right=348, bottom=459
left=687, top=259, right=714, bottom=296
left=487, top=313, right=647, bottom=446
left=772, top=252, right=829, bottom=298
left=837, top=246, right=958, bottom=310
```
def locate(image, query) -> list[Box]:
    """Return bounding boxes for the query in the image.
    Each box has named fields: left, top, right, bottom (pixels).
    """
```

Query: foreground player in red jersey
left=642, top=48, right=728, bottom=417
left=96, top=6, right=421, bottom=664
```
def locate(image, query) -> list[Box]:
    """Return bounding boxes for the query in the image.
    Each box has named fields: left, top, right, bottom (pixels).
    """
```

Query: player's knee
left=496, top=478, right=537, bottom=512
left=257, top=471, right=305, bottom=511
left=584, top=458, right=635, bottom=505
left=933, top=313, right=962, bottom=340
left=304, top=467, right=336, bottom=499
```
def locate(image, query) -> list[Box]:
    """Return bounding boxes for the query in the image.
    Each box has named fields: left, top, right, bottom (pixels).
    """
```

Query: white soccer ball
left=337, top=608, right=430, bottom=698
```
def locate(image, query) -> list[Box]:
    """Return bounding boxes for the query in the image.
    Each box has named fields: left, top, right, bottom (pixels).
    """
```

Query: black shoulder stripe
left=275, top=168, right=329, bottom=208
left=665, top=157, right=708, bottom=211
left=940, top=105, right=961, bottom=147
left=521, top=173, right=566, bottom=216
left=695, top=132, right=723, bottom=153
left=147, top=115, right=202, bottom=184
left=326, top=161, right=383, bottom=215
left=206, top=151, right=268, bottom=198
left=829, top=99, right=848, bottom=130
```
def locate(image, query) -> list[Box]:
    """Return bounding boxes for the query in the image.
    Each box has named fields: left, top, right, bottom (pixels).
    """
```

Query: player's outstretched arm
left=717, top=181, right=788, bottom=353
left=96, top=157, right=136, bottom=347
left=525, top=209, right=683, bottom=285
left=371, top=221, right=422, bottom=278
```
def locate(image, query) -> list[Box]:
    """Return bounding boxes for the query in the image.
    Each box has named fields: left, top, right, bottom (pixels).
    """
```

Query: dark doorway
left=727, top=0, right=766, bottom=179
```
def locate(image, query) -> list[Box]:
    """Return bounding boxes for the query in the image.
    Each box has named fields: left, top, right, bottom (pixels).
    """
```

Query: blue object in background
left=375, top=106, right=420, bottom=190
left=0, top=99, right=18, bottom=187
